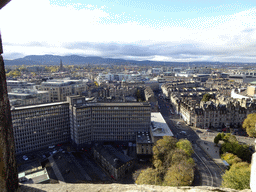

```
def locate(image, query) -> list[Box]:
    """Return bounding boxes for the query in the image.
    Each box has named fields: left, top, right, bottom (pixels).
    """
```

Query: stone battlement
left=19, top=184, right=252, bottom=192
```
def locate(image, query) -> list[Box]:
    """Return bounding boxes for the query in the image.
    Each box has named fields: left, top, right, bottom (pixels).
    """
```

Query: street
left=157, top=94, right=224, bottom=187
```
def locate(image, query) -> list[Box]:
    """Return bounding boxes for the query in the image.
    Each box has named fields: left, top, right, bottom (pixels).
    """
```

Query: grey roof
left=94, top=145, right=133, bottom=169
left=136, top=131, right=152, bottom=144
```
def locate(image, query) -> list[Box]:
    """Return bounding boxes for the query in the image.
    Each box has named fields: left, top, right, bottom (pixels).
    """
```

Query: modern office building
left=11, top=96, right=151, bottom=154
left=38, top=79, right=87, bottom=102
left=11, top=102, right=70, bottom=154
left=8, top=88, right=50, bottom=107
left=68, top=96, right=151, bottom=148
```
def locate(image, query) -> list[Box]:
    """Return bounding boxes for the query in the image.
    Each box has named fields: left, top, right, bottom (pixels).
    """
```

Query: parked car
left=23, top=155, right=28, bottom=161
left=180, top=131, right=186, bottom=135
left=49, top=145, right=55, bottom=149
left=206, top=129, right=212, bottom=132
left=196, top=130, right=203, bottom=133
left=52, top=150, right=57, bottom=154
left=217, top=129, right=222, bottom=132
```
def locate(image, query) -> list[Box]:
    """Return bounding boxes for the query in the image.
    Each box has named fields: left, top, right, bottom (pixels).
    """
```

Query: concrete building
left=7, top=80, right=35, bottom=92
left=150, top=112, right=174, bottom=143
left=38, top=79, right=87, bottom=102
left=68, top=96, right=151, bottom=149
left=8, top=88, right=50, bottom=106
left=11, top=102, right=70, bottom=154
left=11, top=96, right=151, bottom=154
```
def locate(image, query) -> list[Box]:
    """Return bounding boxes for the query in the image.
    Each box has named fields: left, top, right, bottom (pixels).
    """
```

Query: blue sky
left=1, top=0, right=256, bottom=62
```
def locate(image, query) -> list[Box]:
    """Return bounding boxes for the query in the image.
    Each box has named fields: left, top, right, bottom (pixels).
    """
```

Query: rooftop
left=136, top=131, right=152, bottom=144
left=93, top=145, right=133, bottom=169
left=151, top=112, right=174, bottom=137
left=11, top=101, right=68, bottom=111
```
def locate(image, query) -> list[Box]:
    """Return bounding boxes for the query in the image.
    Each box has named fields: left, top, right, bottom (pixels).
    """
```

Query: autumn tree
left=163, top=158, right=194, bottom=186
left=221, top=140, right=251, bottom=162
left=137, top=136, right=194, bottom=186
left=176, top=139, right=193, bottom=156
left=221, top=162, right=251, bottom=190
left=201, top=93, right=214, bottom=102
left=221, top=153, right=242, bottom=166
left=135, top=168, right=161, bottom=185
left=214, top=133, right=222, bottom=145
left=6, top=70, right=21, bottom=77
left=242, top=113, right=256, bottom=137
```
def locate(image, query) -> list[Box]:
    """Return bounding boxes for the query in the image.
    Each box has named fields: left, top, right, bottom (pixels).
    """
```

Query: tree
left=201, top=93, right=213, bottom=102
left=6, top=70, right=21, bottom=77
left=242, top=113, right=256, bottom=137
left=221, top=153, right=242, bottom=166
left=163, top=159, right=194, bottom=186
left=137, top=136, right=194, bottom=186
left=135, top=168, right=161, bottom=185
left=221, top=162, right=250, bottom=190
left=214, top=133, right=222, bottom=145
left=153, top=136, right=177, bottom=163
left=221, top=141, right=251, bottom=162
left=176, top=139, right=193, bottom=156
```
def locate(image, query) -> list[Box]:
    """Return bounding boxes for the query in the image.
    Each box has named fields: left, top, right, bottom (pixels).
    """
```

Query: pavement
left=195, top=131, right=227, bottom=171
left=48, top=155, right=65, bottom=183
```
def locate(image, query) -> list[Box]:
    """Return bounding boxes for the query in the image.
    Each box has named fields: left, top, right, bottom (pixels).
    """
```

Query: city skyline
left=1, top=0, right=256, bottom=63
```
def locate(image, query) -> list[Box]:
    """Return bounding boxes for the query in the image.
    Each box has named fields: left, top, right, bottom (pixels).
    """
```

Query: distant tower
left=60, top=59, right=63, bottom=71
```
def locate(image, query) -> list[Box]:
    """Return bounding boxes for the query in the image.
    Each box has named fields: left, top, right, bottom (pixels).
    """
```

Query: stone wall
left=0, top=33, right=19, bottom=191
left=18, top=184, right=252, bottom=192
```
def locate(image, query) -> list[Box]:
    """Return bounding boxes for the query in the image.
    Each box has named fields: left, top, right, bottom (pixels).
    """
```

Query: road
left=157, top=95, right=224, bottom=187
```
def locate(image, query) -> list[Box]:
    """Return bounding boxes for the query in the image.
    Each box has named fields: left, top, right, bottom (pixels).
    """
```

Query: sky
left=1, top=0, right=256, bottom=63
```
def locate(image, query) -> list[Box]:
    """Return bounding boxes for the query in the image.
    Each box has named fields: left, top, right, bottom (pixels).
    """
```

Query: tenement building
left=11, top=95, right=151, bottom=154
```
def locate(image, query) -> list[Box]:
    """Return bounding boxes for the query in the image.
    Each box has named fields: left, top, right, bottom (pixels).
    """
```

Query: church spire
left=60, top=59, right=63, bottom=71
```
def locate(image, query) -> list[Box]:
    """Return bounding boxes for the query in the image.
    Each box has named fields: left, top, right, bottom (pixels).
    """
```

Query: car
left=217, top=129, right=222, bottom=132
left=57, top=144, right=62, bottom=147
left=42, top=155, right=46, bottom=158
left=52, top=150, right=57, bottom=154
left=206, top=129, right=212, bottom=132
left=196, top=130, right=203, bottom=133
left=180, top=131, right=186, bottom=135
left=23, top=155, right=28, bottom=161
left=177, top=122, right=181, bottom=125
left=49, top=145, right=55, bottom=149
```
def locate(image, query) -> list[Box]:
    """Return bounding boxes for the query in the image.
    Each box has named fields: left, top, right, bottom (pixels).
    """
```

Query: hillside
left=4, top=54, right=222, bottom=66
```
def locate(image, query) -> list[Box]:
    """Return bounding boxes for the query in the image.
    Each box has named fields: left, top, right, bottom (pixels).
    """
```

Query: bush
left=221, top=162, right=251, bottom=190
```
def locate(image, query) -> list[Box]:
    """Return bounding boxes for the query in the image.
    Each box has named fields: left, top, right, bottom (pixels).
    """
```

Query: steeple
left=60, top=59, right=63, bottom=71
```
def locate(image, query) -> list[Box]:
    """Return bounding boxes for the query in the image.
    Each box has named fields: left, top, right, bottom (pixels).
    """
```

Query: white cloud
left=1, top=0, right=256, bottom=62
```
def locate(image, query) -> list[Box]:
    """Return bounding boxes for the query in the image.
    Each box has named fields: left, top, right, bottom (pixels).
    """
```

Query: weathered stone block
left=0, top=54, right=19, bottom=191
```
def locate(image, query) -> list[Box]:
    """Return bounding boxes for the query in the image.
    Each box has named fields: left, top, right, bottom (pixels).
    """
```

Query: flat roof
left=77, top=102, right=150, bottom=108
left=136, top=131, right=152, bottom=144
left=12, top=101, right=68, bottom=111
left=151, top=112, right=174, bottom=137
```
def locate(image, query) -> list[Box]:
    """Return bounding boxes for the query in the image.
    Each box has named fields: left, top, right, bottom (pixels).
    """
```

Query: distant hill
left=4, top=54, right=224, bottom=66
